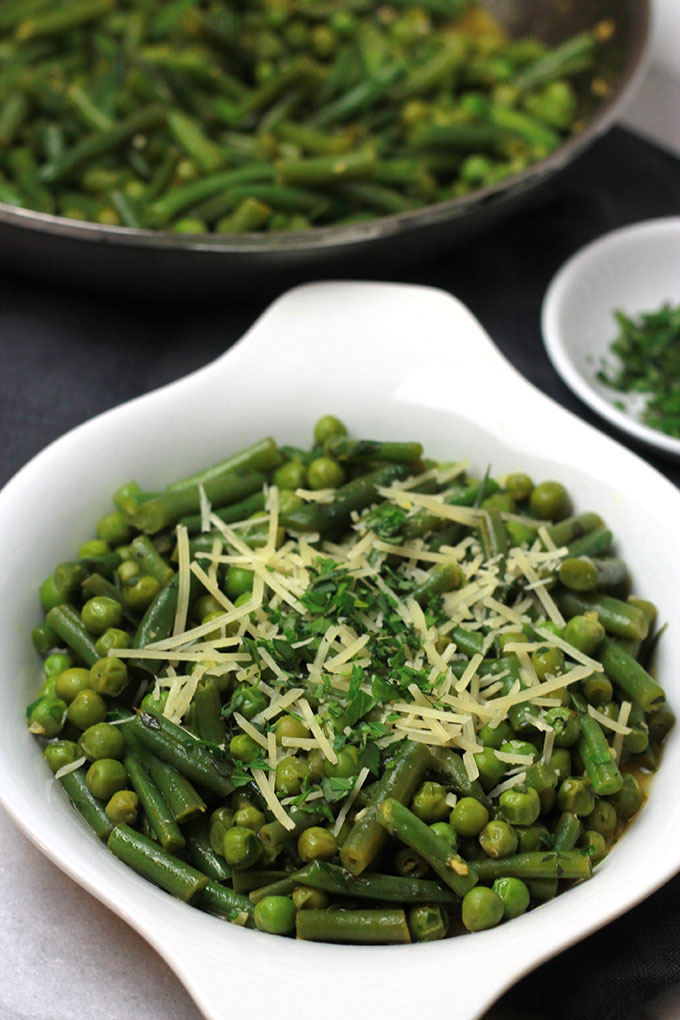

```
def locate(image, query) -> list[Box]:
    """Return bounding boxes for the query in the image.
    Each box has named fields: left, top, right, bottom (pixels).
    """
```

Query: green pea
left=140, top=689, right=169, bottom=713
left=229, top=684, right=268, bottom=721
left=429, top=821, right=459, bottom=851
left=43, top=740, right=80, bottom=773
left=55, top=667, right=93, bottom=704
left=544, top=707, right=580, bottom=747
left=278, top=489, right=304, bottom=515
left=479, top=721, right=514, bottom=749
left=43, top=652, right=73, bottom=677
left=531, top=646, right=564, bottom=681
left=313, top=414, right=347, bottom=445
left=67, top=689, right=107, bottom=730
left=450, top=797, right=489, bottom=837
left=504, top=473, right=533, bottom=502
left=80, top=722, right=126, bottom=761
left=499, top=787, right=541, bottom=826
left=408, top=904, right=449, bottom=941
left=37, top=676, right=58, bottom=699
left=223, top=826, right=261, bottom=870
left=516, top=824, right=550, bottom=852
left=234, top=805, right=266, bottom=832
left=493, top=877, right=530, bottom=919
left=209, top=806, right=235, bottom=854
left=411, top=781, right=449, bottom=822
left=479, top=819, right=518, bottom=859
left=97, top=511, right=132, bottom=546
left=230, top=733, right=262, bottom=762
left=275, top=755, right=309, bottom=796
left=94, top=628, right=130, bottom=657
left=482, top=492, right=516, bottom=513
left=90, top=656, right=129, bottom=697
left=274, top=460, right=307, bottom=490
left=500, top=739, right=537, bottom=762
left=105, top=789, right=139, bottom=825
left=393, top=847, right=429, bottom=878
left=86, top=758, right=128, bottom=800
left=610, top=773, right=644, bottom=820
left=307, top=456, right=344, bottom=490
left=579, top=828, right=607, bottom=862
left=586, top=798, right=617, bottom=838
left=117, top=560, right=139, bottom=584
left=39, top=575, right=67, bottom=611
left=557, top=777, right=595, bottom=817
left=193, top=594, right=222, bottom=622
left=297, top=826, right=338, bottom=862
left=78, top=538, right=110, bottom=558
left=32, top=621, right=59, bottom=654
left=254, top=895, right=296, bottom=935
left=306, top=748, right=325, bottom=781
left=27, top=696, right=68, bottom=738
left=474, top=747, right=506, bottom=791
left=462, top=886, right=505, bottom=931
left=123, top=575, right=160, bottom=612
left=549, top=748, right=572, bottom=784
left=563, top=615, right=605, bottom=655
left=580, top=672, right=613, bottom=706
left=292, top=887, right=329, bottom=910
left=225, top=566, right=254, bottom=599
left=274, top=714, right=310, bottom=744
left=324, top=745, right=359, bottom=780
left=529, top=481, right=570, bottom=520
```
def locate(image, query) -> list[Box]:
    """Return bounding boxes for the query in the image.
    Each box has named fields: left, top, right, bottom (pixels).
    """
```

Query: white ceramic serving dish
left=1, top=281, right=679, bottom=1020
left=542, top=217, right=680, bottom=460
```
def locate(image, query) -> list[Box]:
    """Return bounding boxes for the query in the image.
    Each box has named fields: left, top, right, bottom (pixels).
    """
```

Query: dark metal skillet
left=0, top=0, right=650, bottom=301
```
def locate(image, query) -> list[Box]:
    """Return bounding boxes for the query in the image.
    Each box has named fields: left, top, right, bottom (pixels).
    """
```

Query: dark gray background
left=0, top=126, right=678, bottom=1020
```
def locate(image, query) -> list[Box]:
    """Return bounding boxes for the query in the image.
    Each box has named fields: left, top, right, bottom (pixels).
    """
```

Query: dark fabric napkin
left=1, top=126, right=679, bottom=1020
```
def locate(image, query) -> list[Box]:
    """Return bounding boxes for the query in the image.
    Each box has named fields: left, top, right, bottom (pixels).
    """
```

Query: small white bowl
left=542, top=217, right=680, bottom=459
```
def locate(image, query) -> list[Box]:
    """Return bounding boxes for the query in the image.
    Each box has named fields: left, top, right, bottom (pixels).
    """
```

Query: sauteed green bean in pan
left=27, top=417, right=672, bottom=942
left=0, top=1, right=616, bottom=232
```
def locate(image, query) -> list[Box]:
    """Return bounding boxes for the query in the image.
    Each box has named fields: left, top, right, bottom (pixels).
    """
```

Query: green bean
left=276, top=149, right=377, bottom=187
left=411, top=563, right=465, bottom=605
left=46, top=606, right=99, bottom=667
left=544, top=512, right=604, bottom=548
left=283, top=462, right=410, bottom=534
left=566, top=527, right=613, bottom=559
left=324, top=437, right=423, bottom=463
left=132, top=468, right=266, bottom=534
left=179, top=491, right=265, bottom=534
left=597, top=638, right=666, bottom=712
left=296, top=908, right=411, bottom=944
left=108, top=824, right=208, bottom=903
left=124, top=753, right=185, bottom=853
left=132, top=712, right=234, bottom=797
left=197, top=881, right=254, bottom=925
left=124, top=730, right=206, bottom=825
left=295, top=860, right=458, bottom=904
left=514, top=29, right=600, bottom=92
left=378, top=798, right=476, bottom=896
left=340, top=740, right=431, bottom=875
left=553, top=812, right=581, bottom=852
left=193, top=677, right=226, bottom=746
left=428, top=747, right=491, bottom=809
left=471, top=850, right=592, bottom=883
left=559, top=557, right=628, bottom=593
left=59, top=768, right=114, bottom=841
left=41, top=105, right=167, bottom=186
left=556, top=591, right=649, bottom=641
left=571, top=693, right=623, bottom=796
left=184, top=820, right=232, bottom=883
left=168, top=438, right=281, bottom=492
